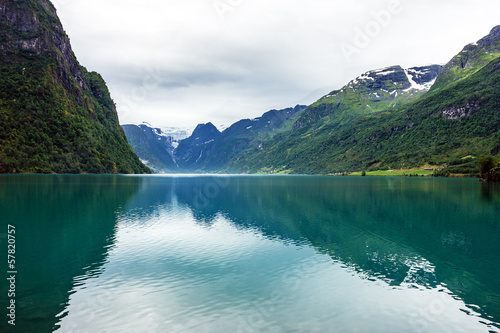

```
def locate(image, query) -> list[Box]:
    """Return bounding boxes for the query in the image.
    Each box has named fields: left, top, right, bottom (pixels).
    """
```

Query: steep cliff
left=0, top=0, right=150, bottom=173
left=432, top=25, right=500, bottom=91
left=122, top=124, right=179, bottom=173
left=174, top=122, right=221, bottom=171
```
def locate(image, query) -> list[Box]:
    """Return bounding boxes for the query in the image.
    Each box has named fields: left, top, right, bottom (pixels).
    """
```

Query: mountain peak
left=193, top=122, right=220, bottom=136
left=432, top=25, right=500, bottom=90
left=489, top=25, right=500, bottom=36
left=344, top=65, right=440, bottom=93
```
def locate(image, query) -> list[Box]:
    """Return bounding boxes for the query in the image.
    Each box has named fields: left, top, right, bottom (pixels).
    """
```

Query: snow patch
left=374, top=69, right=396, bottom=76
left=325, top=91, right=340, bottom=98
left=160, top=126, right=193, bottom=140
left=195, top=151, right=203, bottom=164
left=358, top=73, right=375, bottom=81
left=403, top=69, right=433, bottom=92
left=153, top=128, right=172, bottom=139
left=407, top=68, right=430, bottom=76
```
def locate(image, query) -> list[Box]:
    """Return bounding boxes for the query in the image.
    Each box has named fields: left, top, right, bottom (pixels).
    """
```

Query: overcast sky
left=52, top=0, right=500, bottom=130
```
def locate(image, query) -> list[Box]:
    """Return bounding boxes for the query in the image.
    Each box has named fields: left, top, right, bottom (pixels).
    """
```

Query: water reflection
left=57, top=175, right=500, bottom=332
left=2, top=175, right=499, bottom=332
left=0, top=175, right=143, bottom=332
left=480, top=181, right=500, bottom=201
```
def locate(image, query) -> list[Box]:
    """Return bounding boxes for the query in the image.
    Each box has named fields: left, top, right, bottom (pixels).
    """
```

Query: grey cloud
left=54, top=0, right=500, bottom=128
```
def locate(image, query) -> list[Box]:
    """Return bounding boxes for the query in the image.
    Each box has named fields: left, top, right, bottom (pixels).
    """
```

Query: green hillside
left=224, top=32, right=500, bottom=175
left=0, top=0, right=150, bottom=174
left=432, top=26, right=500, bottom=91
left=294, top=65, right=441, bottom=133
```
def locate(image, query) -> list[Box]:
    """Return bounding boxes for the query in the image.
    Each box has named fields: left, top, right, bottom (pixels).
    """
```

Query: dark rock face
left=441, top=101, right=480, bottom=120
left=174, top=123, right=221, bottom=170
left=361, top=65, right=411, bottom=91
left=191, top=123, right=221, bottom=142
left=479, top=25, right=500, bottom=48
left=407, top=65, right=442, bottom=85
left=122, top=124, right=179, bottom=173
left=358, top=65, right=442, bottom=91
left=0, top=0, right=87, bottom=98
left=350, top=65, right=442, bottom=92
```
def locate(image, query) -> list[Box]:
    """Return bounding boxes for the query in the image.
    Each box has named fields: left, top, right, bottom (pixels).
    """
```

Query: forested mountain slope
left=0, top=0, right=150, bottom=174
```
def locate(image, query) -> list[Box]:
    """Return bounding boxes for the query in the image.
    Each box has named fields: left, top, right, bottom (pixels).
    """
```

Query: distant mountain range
left=123, top=25, right=500, bottom=176
left=0, top=0, right=497, bottom=176
left=122, top=105, right=307, bottom=173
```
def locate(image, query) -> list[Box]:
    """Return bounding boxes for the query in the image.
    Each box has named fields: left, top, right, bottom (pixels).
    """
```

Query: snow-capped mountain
left=159, top=126, right=192, bottom=141
left=121, top=123, right=180, bottom=173
left=321, top=64, right=442, bottom=107
left=292, top=64, right=442, bottom=131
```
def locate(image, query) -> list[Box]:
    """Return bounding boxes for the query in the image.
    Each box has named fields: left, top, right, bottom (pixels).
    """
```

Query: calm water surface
left=0, top=175, right=499, bottom=332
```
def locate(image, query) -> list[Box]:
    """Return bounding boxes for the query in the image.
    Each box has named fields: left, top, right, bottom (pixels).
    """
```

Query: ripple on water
left=51, top=179, right=500, bottom=333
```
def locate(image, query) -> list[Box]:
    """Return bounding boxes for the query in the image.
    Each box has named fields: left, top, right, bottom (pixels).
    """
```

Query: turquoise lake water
left=0, top=175, right=499, bottom=332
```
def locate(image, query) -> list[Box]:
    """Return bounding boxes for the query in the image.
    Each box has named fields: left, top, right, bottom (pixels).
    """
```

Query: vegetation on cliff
left=0, top=0, right=150, bottom=174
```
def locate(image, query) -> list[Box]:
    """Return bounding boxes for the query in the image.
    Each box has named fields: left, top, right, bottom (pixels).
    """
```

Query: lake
left=1, top=175, right=499, bottom=332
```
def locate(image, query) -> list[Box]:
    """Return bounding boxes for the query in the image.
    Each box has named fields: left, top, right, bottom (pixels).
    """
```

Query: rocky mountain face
left=122, top=124, right=179, bottom=173
left=293, top=65, right=442, bottom=131
left=0, top=0, right=150, bottom=173
left=0, top=0, right=90, bottom=110
left=174, top=122, right=221, bottom=171
left=433, top=25, right=500, bottom=90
